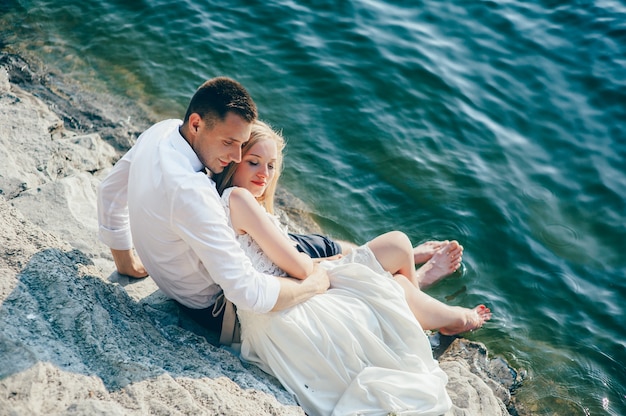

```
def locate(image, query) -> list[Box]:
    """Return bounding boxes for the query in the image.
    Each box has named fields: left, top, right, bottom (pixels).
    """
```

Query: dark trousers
left=180, top=303, right=224, bottom=333
left=288, top=233, right=342, bottom=258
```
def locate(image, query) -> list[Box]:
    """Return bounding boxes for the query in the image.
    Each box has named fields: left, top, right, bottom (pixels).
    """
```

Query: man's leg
left=288, top=233, right=343, bottom=258
left=179, top=302, right=224, bottom=333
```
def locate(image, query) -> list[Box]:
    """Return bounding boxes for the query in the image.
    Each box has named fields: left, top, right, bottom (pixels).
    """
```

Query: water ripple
left=539, top=223, right=580, bottom=249
left=413, top=218, right=472, bottom=243
left=521, top=185, right=555, bottom=203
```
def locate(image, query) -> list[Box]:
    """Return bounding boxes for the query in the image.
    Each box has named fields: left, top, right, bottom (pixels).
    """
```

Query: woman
left=213, top=120, right=491, bottom=415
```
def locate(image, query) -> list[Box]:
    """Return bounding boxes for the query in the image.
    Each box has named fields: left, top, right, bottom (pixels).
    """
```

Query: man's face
left=190, top=112, right=252, bottom=175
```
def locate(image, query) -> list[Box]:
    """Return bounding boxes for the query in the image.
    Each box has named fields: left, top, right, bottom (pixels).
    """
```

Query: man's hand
left=307, top=263, right=331, bottom=293
left=271, top=264, right=329, bottom=311
left=111, top=249, right=148, bottom=278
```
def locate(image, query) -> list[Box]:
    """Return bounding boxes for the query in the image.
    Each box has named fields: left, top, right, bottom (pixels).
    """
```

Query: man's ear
left=188, top=113, right=202, bottom=134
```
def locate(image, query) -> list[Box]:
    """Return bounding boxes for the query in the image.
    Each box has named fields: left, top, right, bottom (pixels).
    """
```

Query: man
left=97, top=77, right=329, bottom=334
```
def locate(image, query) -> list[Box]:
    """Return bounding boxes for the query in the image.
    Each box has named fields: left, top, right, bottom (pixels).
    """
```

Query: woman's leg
left=366, top=232, right=491, bottom=334
left=392, top=274, right=492, bottom=334
left=366, top=231, right=416, bottom=280
left=366, top=232, right=463, bottom=289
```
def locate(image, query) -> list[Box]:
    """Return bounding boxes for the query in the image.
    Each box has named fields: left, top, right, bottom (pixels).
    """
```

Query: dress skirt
left=237, top=246, right=452, bottom=416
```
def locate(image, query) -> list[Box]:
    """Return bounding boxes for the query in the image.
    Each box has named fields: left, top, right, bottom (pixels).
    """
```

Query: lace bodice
left=221, top=187, right=288, bottom=277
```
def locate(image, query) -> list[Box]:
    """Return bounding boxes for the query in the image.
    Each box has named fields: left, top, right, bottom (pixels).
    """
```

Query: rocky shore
left=0, top=52, right=526, bottom=415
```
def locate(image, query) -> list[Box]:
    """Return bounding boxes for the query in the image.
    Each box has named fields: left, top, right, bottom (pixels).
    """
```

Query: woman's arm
left=228, top=187, right=314, bottom=280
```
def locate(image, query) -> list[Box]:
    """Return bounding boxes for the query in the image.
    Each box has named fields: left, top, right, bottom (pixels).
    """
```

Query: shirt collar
left=172, top=123, right=205, bottom=173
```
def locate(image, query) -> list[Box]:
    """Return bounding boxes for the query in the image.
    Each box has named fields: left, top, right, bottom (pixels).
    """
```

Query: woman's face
left=231, top=139, right=278, bottom=198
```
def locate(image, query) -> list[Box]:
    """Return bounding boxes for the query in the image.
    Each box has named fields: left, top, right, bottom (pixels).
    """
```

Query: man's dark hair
left=183, top=77, right=257, bottom=127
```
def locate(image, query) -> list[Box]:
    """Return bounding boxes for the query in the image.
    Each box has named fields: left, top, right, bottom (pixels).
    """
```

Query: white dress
left=222, top=188, right=452, bottom=416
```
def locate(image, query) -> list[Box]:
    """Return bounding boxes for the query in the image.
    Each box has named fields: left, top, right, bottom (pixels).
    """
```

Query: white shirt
left=97, top=119, right=280, bottom=312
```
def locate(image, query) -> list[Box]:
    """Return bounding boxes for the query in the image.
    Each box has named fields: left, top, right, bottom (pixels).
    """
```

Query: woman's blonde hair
left=214, top=120, right=285, bottom=214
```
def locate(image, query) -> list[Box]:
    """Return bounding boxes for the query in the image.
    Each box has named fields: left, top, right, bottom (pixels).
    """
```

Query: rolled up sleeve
left=97, top=155, right=134, bottom=250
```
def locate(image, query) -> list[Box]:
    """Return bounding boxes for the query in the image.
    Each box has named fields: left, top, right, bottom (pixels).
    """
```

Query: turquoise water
left=2, top=0, right=625, bottom=414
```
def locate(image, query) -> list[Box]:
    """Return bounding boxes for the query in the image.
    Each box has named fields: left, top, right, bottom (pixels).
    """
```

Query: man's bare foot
left=439, top=305, right=492, bottom=336
left=414, top=242, right=463, bottom=288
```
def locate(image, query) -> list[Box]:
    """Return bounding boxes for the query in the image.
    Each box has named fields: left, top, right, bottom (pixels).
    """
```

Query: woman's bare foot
left=413, top=241, right=448, bottom=264
left=413, top=240, right=464, bottom=264
left=439, top=305, right=492, bottom=336
left=414, top=242, right=463, bottom=288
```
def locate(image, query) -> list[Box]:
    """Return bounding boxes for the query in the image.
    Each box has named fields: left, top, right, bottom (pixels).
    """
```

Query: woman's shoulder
left=222, top=186, right=261, bottom=212
left=221, top=186, right=236, bottom=200
left=222, top=186, right=254, bottom=202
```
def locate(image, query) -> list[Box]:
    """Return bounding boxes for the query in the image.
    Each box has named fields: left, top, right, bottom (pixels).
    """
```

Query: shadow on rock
left=0, top=247, right=293, bottom=404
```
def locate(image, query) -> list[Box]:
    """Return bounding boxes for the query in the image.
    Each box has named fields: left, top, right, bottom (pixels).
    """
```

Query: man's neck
left=178, top=124, right=191, bottom=145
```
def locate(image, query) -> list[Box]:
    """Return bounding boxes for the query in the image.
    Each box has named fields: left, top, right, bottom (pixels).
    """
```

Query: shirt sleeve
left=97, top=147, right=135, bottom=250
left=170, top=177, right=281, bottom=313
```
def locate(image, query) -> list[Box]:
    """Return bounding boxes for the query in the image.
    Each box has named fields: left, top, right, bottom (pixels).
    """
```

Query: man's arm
left=98, top=146, right=149, bottom=277
left=225, top=188, right=330, bottom=310
left=271, top=264, right=330, bottom=311
left=98, top=155, right=133, bottom=247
